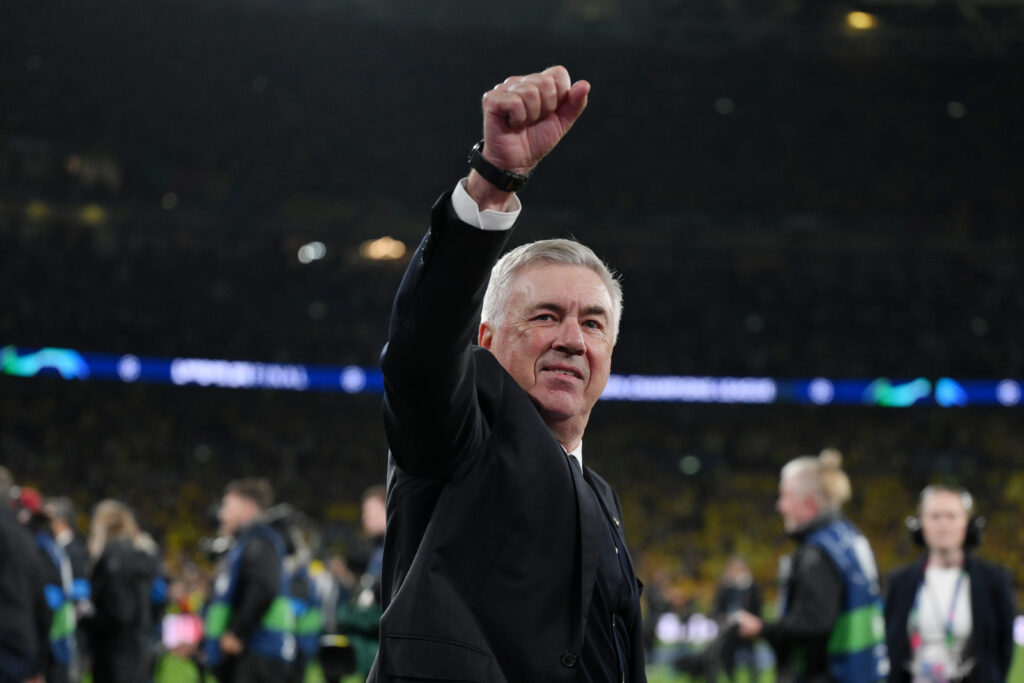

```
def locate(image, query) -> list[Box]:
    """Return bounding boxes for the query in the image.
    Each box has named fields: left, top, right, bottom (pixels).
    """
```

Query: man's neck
left=547, top=419, right=584, bottom=456
left=559, top=437, right=582, bottom=454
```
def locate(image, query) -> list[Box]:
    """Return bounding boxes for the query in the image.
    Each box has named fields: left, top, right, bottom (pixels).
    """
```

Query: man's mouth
left=543, top=366, right=583, bottom=380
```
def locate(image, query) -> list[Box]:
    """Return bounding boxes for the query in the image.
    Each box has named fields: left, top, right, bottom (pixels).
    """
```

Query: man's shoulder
left=238, top=525, right=284, bottom=559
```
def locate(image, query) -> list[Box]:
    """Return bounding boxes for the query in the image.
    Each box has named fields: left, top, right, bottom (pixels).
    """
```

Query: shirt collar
left=566, top=442, right=583, bottom=470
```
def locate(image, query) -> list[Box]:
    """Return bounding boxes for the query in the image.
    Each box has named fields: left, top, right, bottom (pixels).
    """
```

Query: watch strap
left=467, top=140, right=530, bottom=193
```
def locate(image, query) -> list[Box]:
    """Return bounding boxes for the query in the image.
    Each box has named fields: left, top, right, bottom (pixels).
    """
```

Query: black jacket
left=760, top=515, right=845, bottom=683
left=370, top=193, right=646, bottom=683
left=88, top=537, right=160, bottom=683
left=225, top=526, right=281, bottom=644
left=884, top=555, right=1016, bottom=683
left=0, top=507, right=47, bottom=683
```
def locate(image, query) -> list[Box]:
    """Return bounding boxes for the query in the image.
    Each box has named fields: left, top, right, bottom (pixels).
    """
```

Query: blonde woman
left=86, top=500, right=159, bottom=683
left=734, top=450, right=889, bottom=683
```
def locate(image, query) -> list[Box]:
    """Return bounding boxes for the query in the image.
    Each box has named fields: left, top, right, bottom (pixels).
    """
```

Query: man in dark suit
left=884, top=485, right=1016, bottom=683
left=370, top=66, right=646, bottom=682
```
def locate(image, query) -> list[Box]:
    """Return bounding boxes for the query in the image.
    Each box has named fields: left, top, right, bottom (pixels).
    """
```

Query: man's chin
left=528, top=392, right=582, bottom=423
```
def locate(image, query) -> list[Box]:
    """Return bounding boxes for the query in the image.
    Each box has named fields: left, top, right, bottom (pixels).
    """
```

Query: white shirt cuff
left=451, top=178, right=521, bottom=231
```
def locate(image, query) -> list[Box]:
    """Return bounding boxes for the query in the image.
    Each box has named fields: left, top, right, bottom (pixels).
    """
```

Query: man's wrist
left=453, top=177, right=520, bottom=231
left=467, top=140, right=530, bottom=194
left=465, top=170, right=518, bottom=212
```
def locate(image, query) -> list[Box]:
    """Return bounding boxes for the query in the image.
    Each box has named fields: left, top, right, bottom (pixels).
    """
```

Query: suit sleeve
left=380, top=192, right=515, bottom=477
left=761, top=546, right=843, bottom=646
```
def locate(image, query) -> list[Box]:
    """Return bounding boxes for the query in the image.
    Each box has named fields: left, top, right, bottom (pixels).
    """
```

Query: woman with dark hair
left=884, top=485, right=1016, bottom=683
left=85, top=499, right=160, bottom=683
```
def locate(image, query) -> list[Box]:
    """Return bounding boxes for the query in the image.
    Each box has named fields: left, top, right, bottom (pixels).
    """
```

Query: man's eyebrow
left=529, top=303, right=608, bottom=318
left=530, top=302, right=567, bottom=314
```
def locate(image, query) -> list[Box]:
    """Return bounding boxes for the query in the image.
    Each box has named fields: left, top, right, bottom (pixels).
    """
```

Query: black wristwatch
left=468, top=140, right=530, bottom=193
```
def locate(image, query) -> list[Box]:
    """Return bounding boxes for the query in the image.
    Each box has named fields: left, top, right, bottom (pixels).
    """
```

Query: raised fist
left=479, top=65, right=590, bottom=179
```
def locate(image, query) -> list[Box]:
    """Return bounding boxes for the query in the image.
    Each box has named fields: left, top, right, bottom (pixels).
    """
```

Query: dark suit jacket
left=884, top=555, right=1016, bottom=683
left=369, top=192, right=646, bottom=683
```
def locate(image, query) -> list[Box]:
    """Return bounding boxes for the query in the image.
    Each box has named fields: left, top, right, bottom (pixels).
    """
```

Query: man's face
left=362, top=495, right=386, bottom=537
left=479, top=263, right=614, bottom=442
left=920, top=491, right=969, bottom=552
left=218, top=492, right=257, bottom=536
left=776, top=476, right=817, bottom=533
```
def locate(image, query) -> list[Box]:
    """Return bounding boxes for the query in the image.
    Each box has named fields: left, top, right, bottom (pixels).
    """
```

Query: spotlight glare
left=360, top=237, right=407, bottom=261
left=846, top=11, right=877, bottom=30
left=297, top=241, right=327, bottom=264
left=79, top=204, right=107, bottom=225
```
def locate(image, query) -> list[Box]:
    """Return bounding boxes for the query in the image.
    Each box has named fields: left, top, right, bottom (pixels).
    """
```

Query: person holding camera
left=884, top=485, right=1016, bottom=683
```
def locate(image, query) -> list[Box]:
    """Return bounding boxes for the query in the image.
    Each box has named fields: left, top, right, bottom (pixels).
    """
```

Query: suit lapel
left=564, top=451, right=603, bottom=645
left=584, top=467, right=640, bottom=587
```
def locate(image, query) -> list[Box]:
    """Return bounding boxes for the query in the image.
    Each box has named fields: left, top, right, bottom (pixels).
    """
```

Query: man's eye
left=583, top=320, right=602, bottom=329
left=534, top=314, right=554, bottom=321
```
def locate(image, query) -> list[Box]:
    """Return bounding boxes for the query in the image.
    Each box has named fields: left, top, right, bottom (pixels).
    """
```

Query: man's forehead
left=510, top=262, right=612, bottom=304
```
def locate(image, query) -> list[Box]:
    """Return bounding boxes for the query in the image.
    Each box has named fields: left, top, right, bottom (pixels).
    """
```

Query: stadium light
left=360, top=236, right=406, bottom=261
left=78, top=204, right=108, bottom=226
left=846, top=11, right=878, bottom=30
left=297, top=241, right=327, bottom=264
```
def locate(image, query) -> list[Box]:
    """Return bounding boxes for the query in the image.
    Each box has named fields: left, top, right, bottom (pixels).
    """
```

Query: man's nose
left=553, top=318, right=585, bottom=354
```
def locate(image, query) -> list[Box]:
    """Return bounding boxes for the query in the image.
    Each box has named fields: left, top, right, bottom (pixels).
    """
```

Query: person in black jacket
left=0, top=467, right=47, bottom=683
left=734, top=450, right=888, bottom=683
left=18, top=487, right=75, bottom=683
left=712, top=557, right=764, bottom=675
left=85, top=499, right=160, bottom=683
left=371, top=66, right=645, bottom=683
left=203, top=478, right=294, bottom=683
left=884, top=485, right=1016, bottom=683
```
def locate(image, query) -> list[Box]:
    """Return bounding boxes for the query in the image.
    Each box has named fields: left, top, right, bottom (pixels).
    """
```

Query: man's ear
left=478, top=322, right=493, bottom=349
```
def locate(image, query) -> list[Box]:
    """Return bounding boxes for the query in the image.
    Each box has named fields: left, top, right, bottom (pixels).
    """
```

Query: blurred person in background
left=45, top=497, right=92, bottom=679
left=360, top=485, right=386, bottom=586
left=18, top=486, right=77, bottom=683
left=266, top=504, right=324, bottom=683
left=884, top=485, right=1015, bottom=683
left=734, top=450, right=889, bottom=683
left=335, top=484, right=387, bottom=678
left=85, top=498, right=161, bottom=683
left=201, top=478, right=295, bottom=683
left=712, top=556, right=766, bottom=677
left=0, top=467, right=47, bottom=683
left=45, top=498, right=89, bottom=589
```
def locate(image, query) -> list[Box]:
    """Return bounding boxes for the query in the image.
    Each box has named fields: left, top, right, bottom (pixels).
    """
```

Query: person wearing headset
left=884, top=484, right=1016, bottom=683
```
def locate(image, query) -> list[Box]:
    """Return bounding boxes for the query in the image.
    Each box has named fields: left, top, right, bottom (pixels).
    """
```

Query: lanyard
left=909, top=561, right=967, bottom=652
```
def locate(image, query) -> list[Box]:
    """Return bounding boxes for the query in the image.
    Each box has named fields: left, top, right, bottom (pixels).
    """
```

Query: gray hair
left=481, top=238, right=623, bottom=342
left=45, top=496, right=77, bottom=524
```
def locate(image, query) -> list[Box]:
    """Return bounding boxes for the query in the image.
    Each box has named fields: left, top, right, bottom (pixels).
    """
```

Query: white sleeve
left=451, top=178, right=521, bottom=231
